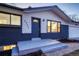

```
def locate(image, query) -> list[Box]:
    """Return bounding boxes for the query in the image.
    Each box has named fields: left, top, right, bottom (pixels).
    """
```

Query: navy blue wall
left=0, top=27, right=31, bottom=46
left=0, top=24, right=68, bottom=46
left=61, top=25, right=69, bottom=39
left=0, top=27, right=21, bottom=46
left=41, top=33, right=61, bottom=39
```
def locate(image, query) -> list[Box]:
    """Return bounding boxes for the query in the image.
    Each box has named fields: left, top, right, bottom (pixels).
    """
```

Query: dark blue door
left=32, top=17, right=40, bottom=37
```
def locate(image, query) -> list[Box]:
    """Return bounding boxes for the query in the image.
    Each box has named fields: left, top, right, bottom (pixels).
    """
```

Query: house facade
left=0, top=3, right=79, bottom=51
left=22, top=7, right=68, bottom=39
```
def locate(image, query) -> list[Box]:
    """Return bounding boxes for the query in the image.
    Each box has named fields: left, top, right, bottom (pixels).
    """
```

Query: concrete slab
left=41, top=43, right=68, bottom=53
left=32, top=38, right=41, bottom=41
left=17, top=39, right=61, bottom=55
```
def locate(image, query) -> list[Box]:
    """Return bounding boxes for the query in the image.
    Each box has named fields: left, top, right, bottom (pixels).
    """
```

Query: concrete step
left=17, top=39, right=62, bottom=55
left=12, top=39, right=68, bottom=56
left=41, top=43, right=68, bottom=53
left=32, top=38, right=41, bottom=41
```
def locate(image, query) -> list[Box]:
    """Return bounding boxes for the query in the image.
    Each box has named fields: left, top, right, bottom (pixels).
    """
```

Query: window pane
left=51, top=22, right=57, bottom=32
left=33, top=19, right=38, bottom=23
left=58, top=23, right=60, bottom=32
left=47, top=21, right=51, bottom=32
left=11, top=15, right=21, bottom=25
left=0, top=13, right=10, bottom=24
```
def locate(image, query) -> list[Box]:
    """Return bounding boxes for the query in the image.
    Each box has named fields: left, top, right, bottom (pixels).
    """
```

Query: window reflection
left=11, top=15, right=20, bottom=25
left=58, top=23, right=60, bottom=32
left=0, top=13, right=10, bottom=24
left=47, top=21, right=51, bottom=32
left=47, top=20, right=60, bottom=32
left=0, top=12, right=21, bottom=26
left=51, top=22, right=57, bottom=32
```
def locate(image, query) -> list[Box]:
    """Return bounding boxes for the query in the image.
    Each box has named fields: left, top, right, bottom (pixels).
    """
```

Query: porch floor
left=18, top=39, right=60, bottom=52
left=12, top=39, right=68, bottom=56
left=18, top=39, right=61, bottom=55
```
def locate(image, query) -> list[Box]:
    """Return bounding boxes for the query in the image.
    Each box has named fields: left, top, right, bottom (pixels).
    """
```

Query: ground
left=1, top=40, right=79, bottom=56
left=43, top=40, right=79, bottom=56
left=64, top=50, right=79, bottom=56
left=59, top=40, right=79, bottom=56
left=25, top=40, right=79, bottom=56
left=0, top=50, right=11, bottom=56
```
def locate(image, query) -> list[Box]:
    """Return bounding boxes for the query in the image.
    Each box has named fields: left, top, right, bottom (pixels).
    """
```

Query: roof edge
left=0, top=3, right=24, bottom=11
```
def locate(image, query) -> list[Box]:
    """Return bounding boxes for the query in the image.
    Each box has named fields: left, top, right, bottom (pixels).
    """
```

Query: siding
left=0, top=27, right=21, bottom=45
left=61, top=25, right=69, bottom=39
left=0, top=25, right=68, bottom=46
left=0, top=7, right=69, bottom=46
left=0, top=27, right=32, bottom=46
left=0, top=6, right=24, bottom=46
left=22, top=10, right=67, bottom=34
left=69, top=26, right=79, bottom=39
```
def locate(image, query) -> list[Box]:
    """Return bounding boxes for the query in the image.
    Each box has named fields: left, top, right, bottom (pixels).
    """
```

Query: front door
left=32, top=17, right=40, bottom=37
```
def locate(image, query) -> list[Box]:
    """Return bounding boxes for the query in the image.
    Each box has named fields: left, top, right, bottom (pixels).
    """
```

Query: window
left=47, top=20, right=60, bottom=32
left=0, top=12, right=21, bottom=26
left=33, top=19, right=38, bottom=23
left=47, top=21, right=51, bottom=32
left=11, top=15, right=21, bottom=25
left=51, top=22, right=58, bottom=32
left=0, top=13, right=10, bottom=24
left=57, top=23, right=60, bottom=32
